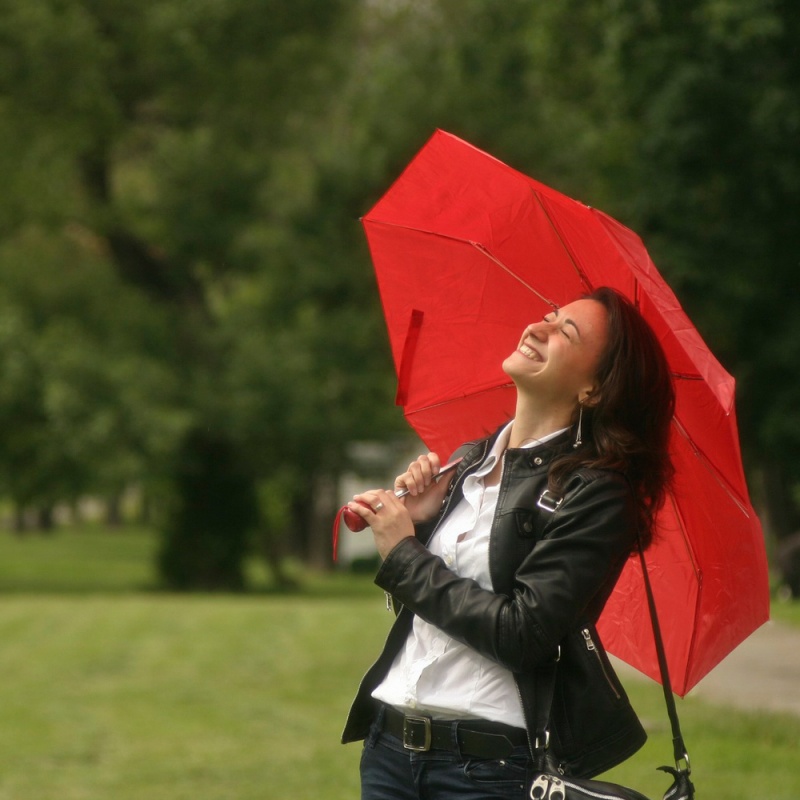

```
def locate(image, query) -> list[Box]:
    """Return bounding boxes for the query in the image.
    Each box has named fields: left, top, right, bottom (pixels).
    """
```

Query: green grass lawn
left=0, top=525, right=160, bottom=593
left=0, top=592, right=376, bottom=799
left=0, top=526, right=798, bottom=799
left=770, top=593, right=800, bottom=626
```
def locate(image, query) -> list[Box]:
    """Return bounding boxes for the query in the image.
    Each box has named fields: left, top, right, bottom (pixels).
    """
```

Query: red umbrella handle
left=341, top=502, right=371, bottom=533
left=332, top=502, right=369, bottom=562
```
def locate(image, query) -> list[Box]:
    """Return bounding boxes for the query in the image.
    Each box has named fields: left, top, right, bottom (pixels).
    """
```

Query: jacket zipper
left=581, top=628, right=621, bottom=700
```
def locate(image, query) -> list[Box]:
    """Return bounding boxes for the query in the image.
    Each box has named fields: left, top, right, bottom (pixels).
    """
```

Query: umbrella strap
left=637, top=539, right=691, bottom=770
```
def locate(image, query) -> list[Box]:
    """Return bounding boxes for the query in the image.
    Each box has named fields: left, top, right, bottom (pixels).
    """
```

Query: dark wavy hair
left=547, top=287, right=675, bottom=547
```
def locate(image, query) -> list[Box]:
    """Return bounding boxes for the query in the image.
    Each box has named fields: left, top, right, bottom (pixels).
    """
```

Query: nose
left=527, top=320, right=557, bottom=341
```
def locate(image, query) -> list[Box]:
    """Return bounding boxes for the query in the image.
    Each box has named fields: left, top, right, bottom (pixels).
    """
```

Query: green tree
left=607, top=0, right=800, bottom=537
left=2, top=0, right=794, bottom=585
left=0, top=0, right=364, bottom=583
left=0, top=229, right=183, bottom=527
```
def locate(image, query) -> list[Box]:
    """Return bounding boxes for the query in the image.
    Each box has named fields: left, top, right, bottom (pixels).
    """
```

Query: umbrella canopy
left=361, top=129, right=769, bottom=696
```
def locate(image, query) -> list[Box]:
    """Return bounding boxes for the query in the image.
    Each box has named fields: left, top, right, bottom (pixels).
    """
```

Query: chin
left=504, top=350, right=540, bottom=378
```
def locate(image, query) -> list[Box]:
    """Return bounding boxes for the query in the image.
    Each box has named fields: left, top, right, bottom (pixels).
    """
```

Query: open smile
left=518, top=343, right=544, bottom=362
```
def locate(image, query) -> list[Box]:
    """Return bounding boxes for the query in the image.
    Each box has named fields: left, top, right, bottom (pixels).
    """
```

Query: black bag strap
left=532, top=490, right=691, bottom=774
left=636, top=539, right=690, bottom=769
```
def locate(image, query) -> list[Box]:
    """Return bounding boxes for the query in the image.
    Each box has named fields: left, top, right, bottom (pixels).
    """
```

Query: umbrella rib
left=365, top=216, right=582, bottom=311
left=659, top=487, right=730, bottom=695
left=663, top=485, right=700, bottom=579
left=671, top=372, right=704, bottom=381
left=672, top=416, right=751, bottom=515
left=529, top=189, right=593, bottom=292
left=365, top=219, right=558, bottom=307
left=469, top=243, right=558, bottom=308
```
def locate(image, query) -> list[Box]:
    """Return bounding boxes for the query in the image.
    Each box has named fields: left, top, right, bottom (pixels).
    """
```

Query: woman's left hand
left=347, top=489, right=415, bottom=560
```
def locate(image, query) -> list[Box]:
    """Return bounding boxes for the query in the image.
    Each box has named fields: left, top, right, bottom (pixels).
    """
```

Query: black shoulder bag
left=529, top=492, right=696, bottom=800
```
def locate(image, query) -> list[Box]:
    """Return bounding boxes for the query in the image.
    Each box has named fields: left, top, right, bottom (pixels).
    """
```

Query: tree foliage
left=0, top=0, right=797, bottom=586
left=608, top=0, right=800, bottom=533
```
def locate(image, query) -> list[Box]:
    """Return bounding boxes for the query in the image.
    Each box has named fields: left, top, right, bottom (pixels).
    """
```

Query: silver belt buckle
left=402, top=715, right=432, bottom=752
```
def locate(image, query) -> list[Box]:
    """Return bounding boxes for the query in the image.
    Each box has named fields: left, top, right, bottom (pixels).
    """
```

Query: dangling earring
left=573, top=404, right=584, bottom=449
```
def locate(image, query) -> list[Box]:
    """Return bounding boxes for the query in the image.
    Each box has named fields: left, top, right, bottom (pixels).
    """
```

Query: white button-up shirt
left=372, top=423, right=567, bottom=727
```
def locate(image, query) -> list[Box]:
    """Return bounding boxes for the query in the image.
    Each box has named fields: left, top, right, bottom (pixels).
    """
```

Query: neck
left=508, top=393, right=573, bottom=449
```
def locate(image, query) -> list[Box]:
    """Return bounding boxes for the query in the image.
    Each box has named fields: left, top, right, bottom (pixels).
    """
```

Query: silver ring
left=373, top=502, right=384, bottom=512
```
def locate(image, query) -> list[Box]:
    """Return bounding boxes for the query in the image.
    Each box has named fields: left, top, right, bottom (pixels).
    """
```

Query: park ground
left=0, top=526, right=798, bottom=799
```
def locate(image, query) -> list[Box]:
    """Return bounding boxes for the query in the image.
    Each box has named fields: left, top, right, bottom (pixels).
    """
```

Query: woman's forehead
left=556, top=299, right=608, bottom=337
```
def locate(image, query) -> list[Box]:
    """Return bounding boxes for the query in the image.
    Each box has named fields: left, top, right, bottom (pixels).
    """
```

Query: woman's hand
left=394, top=453, right=451, bottom=523
left=346, top=453, right=453, bottom=560
left=347, top=488, right=415, bottom=560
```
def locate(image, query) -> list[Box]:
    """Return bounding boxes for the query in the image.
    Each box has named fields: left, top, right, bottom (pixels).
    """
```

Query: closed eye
left=544, top=313, right=572, bottom=340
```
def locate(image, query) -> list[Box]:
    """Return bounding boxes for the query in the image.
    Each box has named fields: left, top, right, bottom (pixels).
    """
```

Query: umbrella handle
left=340, top=502, right=372, bottom=533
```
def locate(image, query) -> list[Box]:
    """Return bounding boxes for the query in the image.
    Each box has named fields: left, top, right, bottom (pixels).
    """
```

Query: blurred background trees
left=0, top=0, right=797, bottom=589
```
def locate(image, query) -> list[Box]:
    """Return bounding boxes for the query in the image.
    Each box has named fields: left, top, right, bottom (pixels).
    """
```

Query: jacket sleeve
left=373, top=470, right=637, bottom=673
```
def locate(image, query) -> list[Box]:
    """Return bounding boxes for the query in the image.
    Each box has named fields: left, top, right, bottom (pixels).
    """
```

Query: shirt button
left=534, top=457, right=543, bottom=466
left=445, top=555, right=454, bottom=566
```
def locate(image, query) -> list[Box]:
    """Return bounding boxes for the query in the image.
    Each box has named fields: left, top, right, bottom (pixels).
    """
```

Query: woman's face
left=502, top=299, right=609, bottom=405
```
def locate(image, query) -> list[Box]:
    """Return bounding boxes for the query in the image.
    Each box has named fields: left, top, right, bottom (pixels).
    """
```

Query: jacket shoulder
left=555, top=468, right=636, bottom=525
left=563, top=466, right=629, bottom=492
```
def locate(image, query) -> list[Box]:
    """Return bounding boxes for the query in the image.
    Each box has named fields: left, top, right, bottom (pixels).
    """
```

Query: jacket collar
left=462, top=424, right=573, bottom=473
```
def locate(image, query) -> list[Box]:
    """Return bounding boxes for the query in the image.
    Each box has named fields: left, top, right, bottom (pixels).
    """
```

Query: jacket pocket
left=580, top=627, right=621, bottom=700
left=548, top=624, right=647, bottom=777
left=509, top=509, right=544, bottom=539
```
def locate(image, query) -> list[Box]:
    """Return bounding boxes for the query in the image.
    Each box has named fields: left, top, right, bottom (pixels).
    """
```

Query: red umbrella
left=361, top=129, right=769, bottom=696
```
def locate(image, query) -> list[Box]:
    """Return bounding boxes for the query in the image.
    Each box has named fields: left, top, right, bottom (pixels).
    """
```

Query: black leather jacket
left=342, top=427, right=646, bottom=778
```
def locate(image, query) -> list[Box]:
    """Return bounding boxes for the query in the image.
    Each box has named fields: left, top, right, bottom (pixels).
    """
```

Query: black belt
left=381, top=705, right=529, bottom=759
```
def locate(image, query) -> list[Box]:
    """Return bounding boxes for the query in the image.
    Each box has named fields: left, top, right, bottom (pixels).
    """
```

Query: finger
left=398, top=454, right=432, bottom=496
left=394, top=464, right=418, bottom=496
left=404, top=463, right=426, bottom=496
left=350, top=491, right=382, bottom=514
left=411, top=453, right=442, bottom=494
left=373, top=488, right=400, bottom=510
left=427, top=452, right=442, bottom=475
left=347, top=499, right=373, bottom=518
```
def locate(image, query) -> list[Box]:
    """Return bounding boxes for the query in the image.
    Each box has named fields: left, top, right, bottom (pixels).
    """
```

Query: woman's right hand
left=395, top=452, right=452, bottom=523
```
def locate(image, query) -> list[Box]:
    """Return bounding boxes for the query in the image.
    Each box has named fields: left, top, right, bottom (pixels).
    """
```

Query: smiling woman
left=342, top=286, right=676, bottom=800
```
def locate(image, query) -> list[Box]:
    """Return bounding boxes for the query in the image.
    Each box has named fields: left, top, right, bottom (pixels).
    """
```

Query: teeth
left=519, top=344, right=541, bottom=361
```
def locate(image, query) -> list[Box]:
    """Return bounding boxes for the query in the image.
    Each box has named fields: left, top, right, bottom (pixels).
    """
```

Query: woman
left=342, top=287, right=675, bottom=800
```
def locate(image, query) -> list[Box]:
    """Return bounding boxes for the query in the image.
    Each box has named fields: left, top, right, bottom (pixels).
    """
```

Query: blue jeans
left=359, top=715, right=532, bottom=800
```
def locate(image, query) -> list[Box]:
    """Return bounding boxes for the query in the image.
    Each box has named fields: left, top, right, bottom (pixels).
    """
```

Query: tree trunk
left=257, top=525, right=297, bottom=591
left=158, top=428, right=259, bottom=591
left=308, top=471, right=338, bottom=571
left=36, top=506, right=55, bottom=533
left=106, top=494, right=123, bottom=528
